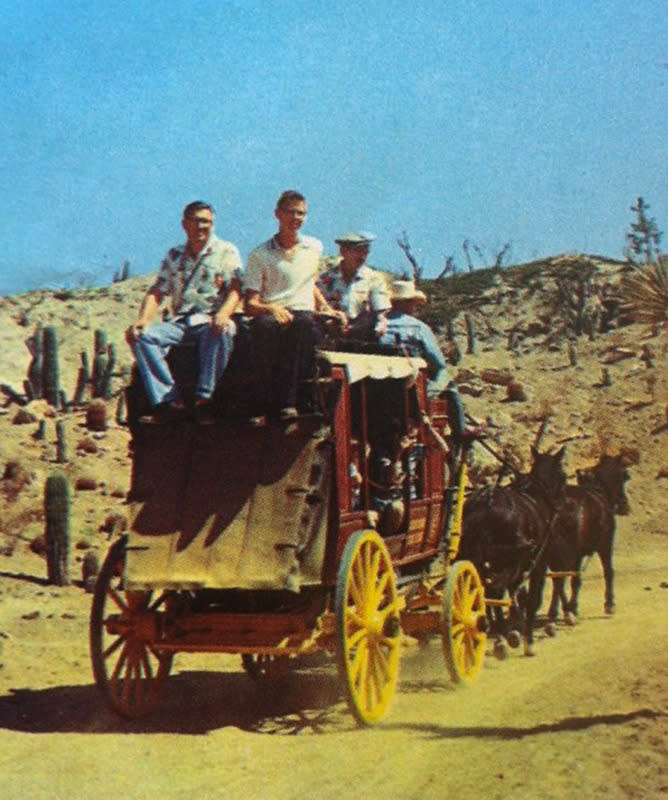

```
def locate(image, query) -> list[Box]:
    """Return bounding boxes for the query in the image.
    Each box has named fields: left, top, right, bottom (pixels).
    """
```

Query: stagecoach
left=89, top=345, right=488, bottom=725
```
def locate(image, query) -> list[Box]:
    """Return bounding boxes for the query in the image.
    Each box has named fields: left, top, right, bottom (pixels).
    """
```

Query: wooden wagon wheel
left=90, top=538, right=173, bottom=717
left=441, top=560, right=487, bottom=683
left=334, top=530, right=401, bottom=726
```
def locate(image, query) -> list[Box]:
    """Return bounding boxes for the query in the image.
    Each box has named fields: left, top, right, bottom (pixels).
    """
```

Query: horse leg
left=524, top=566, right=548, bottom=657
left=568, top=568, right=582, bottom=619
left=600, top=544, right=615, bottom=615
left=547, top=576, right=563, bottom=621
left=489, top=593, right=511, bottom=660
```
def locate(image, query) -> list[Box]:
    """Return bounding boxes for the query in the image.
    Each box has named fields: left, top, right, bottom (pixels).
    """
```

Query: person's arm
left=126, top=288, right=163, bottom=343
left=314, top=285, right=346, bottom=323
left=245, top=289, right=294, bottom=325
left=420, top=324, right=450, bottom=397
left=211, top=277, right=242, bottom=333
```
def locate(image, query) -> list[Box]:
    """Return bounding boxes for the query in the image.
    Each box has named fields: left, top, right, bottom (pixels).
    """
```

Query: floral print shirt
left=317, top=263, right=390, bottom=319
left=151, top=235, right=242, bottom=317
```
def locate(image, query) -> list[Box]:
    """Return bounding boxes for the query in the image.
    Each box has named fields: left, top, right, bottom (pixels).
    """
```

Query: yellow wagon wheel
left=441, top=560, right=487, bottom=684
left=90, top=538, right=173, bottom=717
left=334, top=530, right=401, bottom=726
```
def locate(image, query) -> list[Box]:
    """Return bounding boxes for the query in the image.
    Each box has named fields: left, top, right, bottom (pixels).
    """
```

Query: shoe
left=248, top=414, right=267, bottom=428
left=139, top=402, right=187, bottom=425
left=280, top=407, right=298, bottom=421
left=194, top=400, right=216, bottom=425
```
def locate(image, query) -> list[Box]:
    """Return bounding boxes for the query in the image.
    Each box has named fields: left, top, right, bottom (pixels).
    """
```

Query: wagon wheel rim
left=335, top=530, right=401, bottom=726
left=441, top=560, right=487, bottom=683
left=90, top=538, right=172, bottom=717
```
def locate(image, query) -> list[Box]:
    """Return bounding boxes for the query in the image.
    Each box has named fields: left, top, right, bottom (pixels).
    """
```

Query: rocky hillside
left=0, top=254, right=666, bottom=579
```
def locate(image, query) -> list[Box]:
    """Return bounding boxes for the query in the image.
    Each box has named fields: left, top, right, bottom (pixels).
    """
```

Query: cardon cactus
left=44, top=471, right=70, bottom=585
left=94, top=329, right=108, bottom=354
left=92, top=351, right=107, bottom=398
left=26, top=324, right=44, bottom=400
left=72, top=351, right=90, bottom=406
left=42, top=326, right=61, bottom=408
left=102, top=343, right=116, bottom=399
left=92, top=330, right=108, bottom=398
left=55, top=419, right=68, bottom=463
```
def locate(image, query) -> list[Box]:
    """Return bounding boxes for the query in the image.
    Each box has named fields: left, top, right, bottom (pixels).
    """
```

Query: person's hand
left=126, top=322, right=146, bottom=345
left=271, top=306, right=294, bottom=325
left=320, top=307, right=347, bottom=327
left=210, top=312, right=230, bottom=334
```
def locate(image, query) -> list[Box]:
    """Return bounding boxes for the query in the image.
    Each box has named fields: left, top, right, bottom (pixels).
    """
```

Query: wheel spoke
left=103, top=634, right=125, bottom=662
left=108, top=587, right=128, bottom=613
left=346, top=625, right=366, bottom=650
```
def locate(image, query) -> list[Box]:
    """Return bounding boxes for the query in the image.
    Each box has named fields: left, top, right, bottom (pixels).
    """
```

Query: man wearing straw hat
left=378, top=278, right=471, bottom=438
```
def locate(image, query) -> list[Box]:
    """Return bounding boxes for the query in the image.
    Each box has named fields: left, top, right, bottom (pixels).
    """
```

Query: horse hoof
left=605, top=604, right=615, bottom=615
left=565, top=612, right=577, bottom=626
left=524, top=643, right=536, bottom=657
left=544, top=622, right=556, bottom=637
left=507, top=630, right=522, bottom=649
left=494, top=639, right=510, bottom=660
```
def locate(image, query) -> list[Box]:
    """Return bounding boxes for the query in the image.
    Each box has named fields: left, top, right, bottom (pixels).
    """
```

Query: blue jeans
left=132, top=318, right=235, bottom=406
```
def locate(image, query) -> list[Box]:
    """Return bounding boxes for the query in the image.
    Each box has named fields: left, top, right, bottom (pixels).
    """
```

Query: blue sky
left=1, top=0, right=666, bottom=295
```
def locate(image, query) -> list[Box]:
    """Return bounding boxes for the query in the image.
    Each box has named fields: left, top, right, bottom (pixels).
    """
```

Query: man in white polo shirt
left=245, top=190, right=338, bottom=421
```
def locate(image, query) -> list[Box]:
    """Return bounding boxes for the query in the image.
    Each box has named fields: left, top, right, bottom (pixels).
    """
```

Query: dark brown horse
left=459, top=446, right=568, bottom=656
left=547, top=454, right=631, bottom=622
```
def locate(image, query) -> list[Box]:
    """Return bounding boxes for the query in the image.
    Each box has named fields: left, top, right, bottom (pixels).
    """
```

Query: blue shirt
left=378, top=310, right=450, bottom=396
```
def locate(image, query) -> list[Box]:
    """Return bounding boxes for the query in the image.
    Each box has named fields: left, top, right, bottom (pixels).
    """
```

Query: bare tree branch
left=397, top=231, right=422, bottom=282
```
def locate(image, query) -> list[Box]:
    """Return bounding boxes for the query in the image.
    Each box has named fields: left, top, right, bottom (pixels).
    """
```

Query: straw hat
left=390, top=279, right=427, bottom=304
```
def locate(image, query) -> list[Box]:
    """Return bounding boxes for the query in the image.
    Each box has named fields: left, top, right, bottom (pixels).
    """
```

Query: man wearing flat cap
left=317, top=231, right=390, bottom=338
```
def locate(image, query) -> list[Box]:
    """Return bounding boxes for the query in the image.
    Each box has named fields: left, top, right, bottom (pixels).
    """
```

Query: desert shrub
left=620, top=257, right=668, bottom=325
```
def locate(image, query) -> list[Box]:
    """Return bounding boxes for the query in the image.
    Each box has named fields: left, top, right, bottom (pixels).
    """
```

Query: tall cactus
left=26, top=324, right=44, bottom=400
left=102, top=343, right=116, bottom=399
left=94, top=328, right=108, bottom=354
left=44, top=471, right=70, bottom=585
left=92, top=329, right=108, bottom=398
left=72, top=350, right=90, bottom=406
left=42, top=326, right=61, bottom=408
left=55, top=419, right=68, bottom=463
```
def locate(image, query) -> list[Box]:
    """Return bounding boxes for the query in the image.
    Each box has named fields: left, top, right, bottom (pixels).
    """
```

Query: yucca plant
left=620, top=257, right=668, bottom=325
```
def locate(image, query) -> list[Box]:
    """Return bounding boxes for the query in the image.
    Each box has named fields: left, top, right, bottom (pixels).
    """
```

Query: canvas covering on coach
left=123, top=350, right=429, bottom=593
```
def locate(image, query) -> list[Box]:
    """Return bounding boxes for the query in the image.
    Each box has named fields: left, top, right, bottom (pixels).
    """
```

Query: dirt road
left=0, top=517, right=666, bottom=800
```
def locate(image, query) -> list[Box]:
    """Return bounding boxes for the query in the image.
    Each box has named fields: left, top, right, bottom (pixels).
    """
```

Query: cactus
left=93, top=354, right=107, bottom=398
left=34, top=419, right=46, bottom=440
left=94, top=329, right=108, bottom=354
left=86, top=399, right=108, bottom=431
left=55, top=419, right=68, bottom=463
left=92, top=330, right=108, bottom=398
left=115, top=392, right=127, bottom=426
left=102, top=343, right=116, bottom=399
left=42, top=326, right=61, bottom=408
left=82, top=550, right=100, bottom=593
left=26, top=324, right=43, bottom=400
left=72, top=350, right=90, bottom=406
left=44, top=471, right=70, bottom=586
